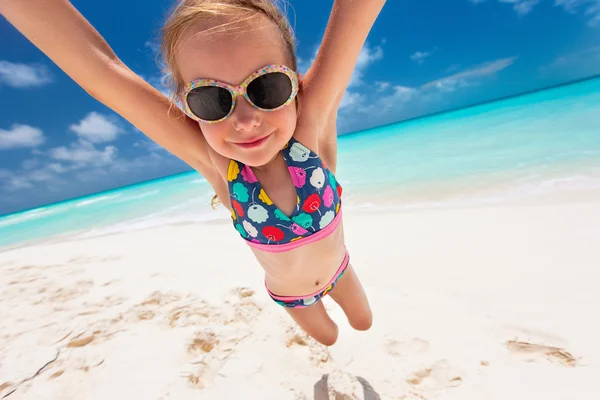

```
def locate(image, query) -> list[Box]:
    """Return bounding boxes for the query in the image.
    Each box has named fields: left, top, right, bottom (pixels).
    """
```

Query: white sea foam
left=75, top=194, right=121, bottom=207
left=0, top=207, right=65, bottom=228
left=115, top=190, right=160, bottom=203
left=74, top=208, right=228, bottom=240
left=75, top=190, right=222, bottom=236
left=344, top=172, right=600, bottom=212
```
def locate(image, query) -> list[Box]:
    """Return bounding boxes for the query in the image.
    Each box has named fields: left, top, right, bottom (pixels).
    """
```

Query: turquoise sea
left=1, top=77, right=599, bottom=249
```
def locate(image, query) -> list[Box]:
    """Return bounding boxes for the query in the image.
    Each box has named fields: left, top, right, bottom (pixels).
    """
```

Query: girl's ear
left=297, top=72, right=305, bottom=95
left=295, top=73, right=303, bottom=115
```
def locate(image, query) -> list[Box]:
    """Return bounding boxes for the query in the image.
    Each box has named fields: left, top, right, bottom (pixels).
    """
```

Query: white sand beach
left=1, top=198, right=599, bottom=399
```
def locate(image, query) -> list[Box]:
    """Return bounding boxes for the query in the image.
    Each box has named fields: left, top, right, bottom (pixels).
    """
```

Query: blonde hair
left=210, top=193, right=221, bottom=209
left=160, top=0, right=297, bottom=102
left=159, top=0, right=298, bottom=210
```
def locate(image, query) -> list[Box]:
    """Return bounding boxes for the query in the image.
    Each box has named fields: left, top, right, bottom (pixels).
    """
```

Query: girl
left=1, top=0, right=385, bottom=346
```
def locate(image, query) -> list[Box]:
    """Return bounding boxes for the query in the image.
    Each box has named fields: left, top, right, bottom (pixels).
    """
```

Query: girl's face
left=175, top=16, right=298, bottom=167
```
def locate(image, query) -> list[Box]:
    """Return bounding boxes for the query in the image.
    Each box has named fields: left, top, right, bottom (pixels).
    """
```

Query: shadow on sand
left=313, top=374, right=381, bottom=399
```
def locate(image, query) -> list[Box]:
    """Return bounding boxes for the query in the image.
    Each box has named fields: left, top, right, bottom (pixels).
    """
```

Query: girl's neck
left=252, top=151, right=283, bottom=174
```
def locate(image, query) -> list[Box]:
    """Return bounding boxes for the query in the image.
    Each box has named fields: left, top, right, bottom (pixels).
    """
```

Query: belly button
left=315, top=280, right=320, bottom=286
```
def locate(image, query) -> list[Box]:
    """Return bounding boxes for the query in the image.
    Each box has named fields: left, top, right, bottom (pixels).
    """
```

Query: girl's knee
left=306, top=321, right=339, bottom=346
left=286, top=303, right=339, bottom=346
left=315, top=328, right=339, bottom=346
left=350, top=309, right=373, bottom=331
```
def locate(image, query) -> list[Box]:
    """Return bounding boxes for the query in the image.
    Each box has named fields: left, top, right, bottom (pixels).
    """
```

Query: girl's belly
left=253, top=222, right=347, bottom=296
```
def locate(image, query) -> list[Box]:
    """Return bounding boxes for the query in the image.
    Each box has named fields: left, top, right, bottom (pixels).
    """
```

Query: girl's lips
left=234, top=134, right=270, bottom=149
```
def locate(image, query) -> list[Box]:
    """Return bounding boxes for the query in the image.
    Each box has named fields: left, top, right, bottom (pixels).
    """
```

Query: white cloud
left=0, top=166, right=73, bottom=193
left=555, top=0, right=600, bottom=25
left=47, top=163, right=70, bottom=174
left=468, top=0, right=539, bottom=14
left=108, top=152, right=164, bottom=174
left=469, top=0, right=600, bottom=23
left=339, top=91, right=364, bottom=110
left=345, top=57, right=514, bottom=120
left=445, top=64, right=463, bottom=73
left=0, top=128, right=184, bottom=196
left=349, top=44, right=384, bottom=88
left=72, top=150, right=169, bottom=182
left=69, top=112, right=123, bottom=143
left=0, top=61, right=52, bottom=88
left=507, top=0, right=540, bottom=15
left=297, top=42, right=385, bottom=123
left=0, top=124, right=45, bottom=150
left=336, top=43, right=385, bottom=115
left=139, top=38, right=174, bottom=99
left=337, top=83, right=417, bottom=133
left=1, top=139, right=116, bottom=192
left=337, top=56, right=517, bottom=133
left=297, top=56, right=311, bottom=75
left=360, top=85, right=417, bottom=115
left=0, top=143, right=170, bottom=194
left=421, top=57, right=517, bottom=92
left=355, top=44, right=384, bottom=70
left=48, top=140, right=118, bottom=166
left=74, top=168, right=109, bottom=182
left=0, top=166, right=64, bottom=192
left=375, top=81, right=391, bottom=92
left=394, top=86, right=418, bottom=99
left=133, top=138, right=164, bottom=152
left=335, top=45, right=415, bottom=125
left=27, top=169, right=56, bottom=183
left=384, top=86, right=417, bottom=108
left=21, top=158, right=40, bottom=170
left=303, top=41, right=385, bottom=132
left=539, top=46, right=600, bottom=78
left=4, top=176, right=34, bottom=191
left=144, top=40, right=161, bottom=55
left=545, top=45, right=600, bottom=67
left=410, top=49, right=435, bottom=65
left=297, top=46, right=320, bottom=75
left=299, top=42, right=383, bottom=88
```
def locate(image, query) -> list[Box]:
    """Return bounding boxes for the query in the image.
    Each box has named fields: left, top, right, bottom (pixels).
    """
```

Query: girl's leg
left=329, top=263, right=373, bottom=331
left=285, top=301, right=339, bottom=346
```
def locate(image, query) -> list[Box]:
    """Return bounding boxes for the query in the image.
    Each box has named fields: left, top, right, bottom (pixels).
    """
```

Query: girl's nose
left=231, top=97, right=261, bottom=132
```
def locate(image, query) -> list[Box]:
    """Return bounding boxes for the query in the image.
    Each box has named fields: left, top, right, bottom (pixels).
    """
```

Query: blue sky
left=1, top=0, right=600, bottom=215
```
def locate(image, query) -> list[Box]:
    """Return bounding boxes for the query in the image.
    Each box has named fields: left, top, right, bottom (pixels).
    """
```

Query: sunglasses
left=181, top=64, right=299, bottom=123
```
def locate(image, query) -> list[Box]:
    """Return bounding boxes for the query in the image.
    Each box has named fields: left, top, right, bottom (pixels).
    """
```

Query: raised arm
left=301, top=0, right=386, bottom=123
left=0, top=0, right=221, bottom=185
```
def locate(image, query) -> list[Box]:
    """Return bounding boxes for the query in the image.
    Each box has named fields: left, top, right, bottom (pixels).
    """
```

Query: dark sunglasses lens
left=187, top=86, right=232, bottom=121
left=247, top=72, right=293, bottom=109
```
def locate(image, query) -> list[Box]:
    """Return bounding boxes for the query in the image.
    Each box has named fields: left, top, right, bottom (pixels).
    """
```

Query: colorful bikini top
left=227, top=137, right=343, bottom=252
